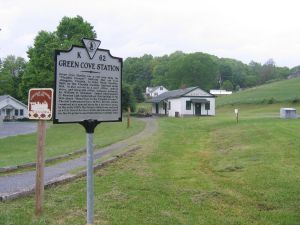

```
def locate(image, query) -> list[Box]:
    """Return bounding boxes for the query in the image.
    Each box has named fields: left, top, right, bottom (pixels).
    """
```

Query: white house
left=150, top=87, right=215, bottom=117
left=146, top=86, right=168, bottom=98
left=0, top=95, right=28, bottom=120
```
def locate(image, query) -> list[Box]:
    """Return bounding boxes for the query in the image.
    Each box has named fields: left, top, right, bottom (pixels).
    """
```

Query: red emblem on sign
left=28, top=88, right=53, bottom=120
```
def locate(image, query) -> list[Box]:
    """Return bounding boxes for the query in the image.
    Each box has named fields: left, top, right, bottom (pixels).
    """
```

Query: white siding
left=185, top=88, right=211, bottom=97
left=168, top=98, right=182, bottom=117
left=152, top=97, right=215, bottom=116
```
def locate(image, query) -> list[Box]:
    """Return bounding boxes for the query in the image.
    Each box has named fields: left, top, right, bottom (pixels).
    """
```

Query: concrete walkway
left=0, top=117, right=157, bottom=201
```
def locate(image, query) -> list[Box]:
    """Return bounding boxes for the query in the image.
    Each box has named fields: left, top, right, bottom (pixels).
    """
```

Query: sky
left=0, top=0, right=300, bottom=68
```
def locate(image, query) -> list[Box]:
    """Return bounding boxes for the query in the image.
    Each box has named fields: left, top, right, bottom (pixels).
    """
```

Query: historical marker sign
left=28, top=88, right=53, bottom=120
left=54, top=38, right=122, bottom=224
left=53, top=38, right=122, bottom=123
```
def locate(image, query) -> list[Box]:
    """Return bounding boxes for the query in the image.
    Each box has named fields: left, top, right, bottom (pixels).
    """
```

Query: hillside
left=216, top=77, right=300, bottom=106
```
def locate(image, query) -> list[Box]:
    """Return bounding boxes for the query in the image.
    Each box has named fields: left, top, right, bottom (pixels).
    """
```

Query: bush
left=292, top=97, right=300, bottom=104
left=267, top=97, right=276, bottom=104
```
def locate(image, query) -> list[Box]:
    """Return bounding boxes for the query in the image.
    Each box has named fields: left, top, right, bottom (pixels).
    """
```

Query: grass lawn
left=217, top=77, right=300, bottom=106
left=1, top=104, right=300, bottom=224
left=0, top=118, right=145, bottom=167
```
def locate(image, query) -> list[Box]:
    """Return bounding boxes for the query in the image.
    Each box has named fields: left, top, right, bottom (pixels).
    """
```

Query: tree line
left=0, top=15, right=298, bottom=111
left=123, top=53, right=293, bottom=101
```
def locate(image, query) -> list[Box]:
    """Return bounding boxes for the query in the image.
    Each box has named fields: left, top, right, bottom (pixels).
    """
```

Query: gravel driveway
left=0, top=122, right=37, bottom=139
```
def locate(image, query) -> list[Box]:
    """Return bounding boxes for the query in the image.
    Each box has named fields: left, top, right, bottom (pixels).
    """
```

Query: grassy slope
left=217, top=77, right=300, bottom=106
left=0, top=119, right=145, bottom=167
left=1, top=105, right=300, bottom=225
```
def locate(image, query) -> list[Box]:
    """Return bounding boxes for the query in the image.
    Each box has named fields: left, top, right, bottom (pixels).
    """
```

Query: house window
left=205, top=102, right=210, bottom=110
left=186, top=101, right=191, bottom=110
left=15, top=109, right=19, bottom=116
left=168, top=101, right=171, bottom=110
left=20, top=109, right=24, bottom=116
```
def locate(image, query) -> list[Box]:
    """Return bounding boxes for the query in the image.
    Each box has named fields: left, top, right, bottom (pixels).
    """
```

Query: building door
left=195, top=103, right=201, bottom=115
left=6, top=109, right=11, bottom=119
left=156, top=103, right=159, bottom=114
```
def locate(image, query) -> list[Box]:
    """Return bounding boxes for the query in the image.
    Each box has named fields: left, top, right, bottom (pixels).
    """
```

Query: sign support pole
left=35, top=120, right=46, bottom=216
left=86, top=132, right=94, bottom=225
left=127, top=107, right=131, bottom=128
left=80, top=120, right=100, bottom=225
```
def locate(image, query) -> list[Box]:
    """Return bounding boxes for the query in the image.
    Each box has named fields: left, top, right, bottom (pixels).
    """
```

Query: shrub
left=268, top=97, right=276, bottom=104
left=292, top=97, right=300, bottom=104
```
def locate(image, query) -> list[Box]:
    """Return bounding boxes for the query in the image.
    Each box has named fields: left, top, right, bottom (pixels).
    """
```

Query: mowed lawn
left=1, top=104, right=300, bottom=224
left=217, top=77, right=300, bottom=106
left=0, top=118, right=145, bottom=167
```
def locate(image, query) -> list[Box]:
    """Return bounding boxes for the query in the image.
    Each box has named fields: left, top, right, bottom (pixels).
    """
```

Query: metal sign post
left=80, top=120, right=100, bottom=225
left=53, top=38, right=122, bottom=224
left=235, top=108, right=239, bottom=124
left=28, top=88, right=53, bottom=216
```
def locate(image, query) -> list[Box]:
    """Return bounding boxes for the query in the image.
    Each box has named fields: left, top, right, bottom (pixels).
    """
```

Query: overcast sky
left=1, top=0, right=300, bottom=68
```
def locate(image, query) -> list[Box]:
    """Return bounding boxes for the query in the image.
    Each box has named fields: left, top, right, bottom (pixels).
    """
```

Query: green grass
left=0, top=118, right=145, bottom=167
left=217, top=77, right=300, bottom=106
left=1, top=104, right=300, bottom=224
left=136, top=102, right=152, bottom=113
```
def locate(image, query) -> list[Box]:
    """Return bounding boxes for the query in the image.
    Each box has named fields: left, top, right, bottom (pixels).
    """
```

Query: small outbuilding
left=280, top=108, right=297, bottom=119
left=0, top=95, right=28, bottom=120
left=150, top=86, right=215, bottom=117
left=210, top=89, right=232, bottom=96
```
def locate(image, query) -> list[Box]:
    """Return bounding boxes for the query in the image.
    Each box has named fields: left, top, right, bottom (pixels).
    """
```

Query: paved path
left=0, top=122, right=37, bottom=138
left=0, top=117, right=157, bottom=198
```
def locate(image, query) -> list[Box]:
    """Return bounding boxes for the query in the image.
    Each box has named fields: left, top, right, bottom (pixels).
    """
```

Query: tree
left=122, top=83, right=136, bottom=112
left=0, top=55, right=26, bottom=98
left=165, top=52, right=218, bottom=90
left=123, top=54, right=154, bottom=90
left=260, top=58, right=276, bottom=83
left=219, top=63, right=233, bottom=84
left=222, top=80, right=234, bottom=91
left=133, top=85, right=145, bottom=103
left=56, top=15, right=96, bottom=49
left=20, top=16, right=96, bottom=101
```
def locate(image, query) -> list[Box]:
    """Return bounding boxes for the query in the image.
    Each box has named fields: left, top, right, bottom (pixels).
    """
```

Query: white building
left=150, top=87, right=215, bottom=117
left=210, top=89, right=232, bottom=96
left=146, top=86, right=168, bottom=98
left=0, top=95, right=28, bottom=120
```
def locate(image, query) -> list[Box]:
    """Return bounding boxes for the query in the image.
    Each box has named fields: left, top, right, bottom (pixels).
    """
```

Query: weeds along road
left=0, top=117, right=157, bottom=199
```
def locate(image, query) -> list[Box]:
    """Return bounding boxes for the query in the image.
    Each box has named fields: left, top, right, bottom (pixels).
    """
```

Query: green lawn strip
left=0, top=118, right=145, bottom=167
left=1, top=106, right=300, bottom=224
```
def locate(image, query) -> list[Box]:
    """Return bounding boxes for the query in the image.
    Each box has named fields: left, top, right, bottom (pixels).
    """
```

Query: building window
left=168, top=101, right=171, bottom=110
left=186, top=101, right=191, bottom=110
left=20, top=109, right=24, bottom=116
left=15, top=109, right=19, bottom=116
left=205, top=102, right=210, bottom=110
